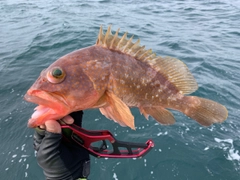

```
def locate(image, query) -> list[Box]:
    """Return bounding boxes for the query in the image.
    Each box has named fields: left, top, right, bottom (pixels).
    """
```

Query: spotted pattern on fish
left=24, top=25, right=228, bottom=129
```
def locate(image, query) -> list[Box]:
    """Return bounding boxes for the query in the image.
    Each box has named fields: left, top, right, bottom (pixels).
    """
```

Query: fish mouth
left=24, top=89, right=70, bottom=128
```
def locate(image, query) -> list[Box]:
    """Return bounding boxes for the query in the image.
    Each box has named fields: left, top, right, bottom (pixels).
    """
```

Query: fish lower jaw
left=32, top=106, right=51, bottom=119
left=27, top=118, right=40, bottom=128
left=28, top=106, right=59, bottom=128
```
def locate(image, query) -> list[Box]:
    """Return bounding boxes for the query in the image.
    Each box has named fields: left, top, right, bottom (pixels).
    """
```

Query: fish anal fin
left=139, top=107, right=149, bottom=120
left=99, top=91, right=135, bottom=130
left=140, top=107, right=175, bottom=125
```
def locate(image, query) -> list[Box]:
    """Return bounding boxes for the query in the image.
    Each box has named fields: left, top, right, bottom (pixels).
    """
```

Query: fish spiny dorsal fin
left=103, top=26, right=112, bottom=46
left=96, top=26, right=104, bottom=46
left=96, top=26, right=198, bottom=94
left=109, top=28, right=120, bottom=49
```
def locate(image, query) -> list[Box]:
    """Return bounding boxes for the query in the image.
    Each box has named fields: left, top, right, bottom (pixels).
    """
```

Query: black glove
left=33, top=112, right=90, bottom=180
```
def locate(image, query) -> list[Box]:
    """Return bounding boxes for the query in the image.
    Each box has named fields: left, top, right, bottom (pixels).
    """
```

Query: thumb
left=45, top=120, right=61, bottom=134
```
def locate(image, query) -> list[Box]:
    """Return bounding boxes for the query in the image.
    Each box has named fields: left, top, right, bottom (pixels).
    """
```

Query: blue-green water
left=1, top=0, right=240, bottom=179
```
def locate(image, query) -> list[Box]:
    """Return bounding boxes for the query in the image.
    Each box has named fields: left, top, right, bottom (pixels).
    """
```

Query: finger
left=61, top=115, right=74, bottom=125
left=45, top=120, right=61, bottom=134
left=39, top=124, right=46, bottom=129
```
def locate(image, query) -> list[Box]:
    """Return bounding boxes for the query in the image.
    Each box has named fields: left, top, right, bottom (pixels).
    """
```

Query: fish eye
left=52, top=68, right=63, bottom=78
left=47, top=67, right=66, bottom=84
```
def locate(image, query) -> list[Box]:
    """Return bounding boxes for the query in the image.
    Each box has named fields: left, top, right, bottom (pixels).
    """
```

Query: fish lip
left=24, top=89, right=69, bottom=108
left=24, top=89, right=71, bottom=127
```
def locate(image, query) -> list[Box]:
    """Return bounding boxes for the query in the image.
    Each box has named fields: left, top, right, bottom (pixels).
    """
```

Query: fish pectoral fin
left=140, top=107, right=175, bottom=125
left=99, top=91, right=135, bottom=130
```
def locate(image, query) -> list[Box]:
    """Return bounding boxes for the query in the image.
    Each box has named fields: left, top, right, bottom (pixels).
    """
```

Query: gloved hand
left=33, top=112, right=90, bottom=180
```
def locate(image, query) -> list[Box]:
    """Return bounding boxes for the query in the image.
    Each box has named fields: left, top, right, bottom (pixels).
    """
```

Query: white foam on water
left=214, top=138, right=240, bottom=162
left=204, top=147, right=209, bottom=151
left=21, top=144, right=26, bottom=151
left=214, top=138, right=233, bottom=144
left=21, top=155, right=29, bottom=158
left=5, top=143, right=31, bottom=178
left=12, top=154, right=17, bottom=158
left=10, top=88, right=14, bottom=93
left=208, top=126, right=215, bottom=132
left=157, top=132, right=162, bottom=136
left=112, top=161, right=121, bottom=176
left=113, top=172, right=118, bottom=180
left=228, top=149, right=240, bottom=161
left=112, top=162, right=121, bottom=171
left=144, top=159, right=147, bottom=167
left=157, top=131, right=168, bottom=137
left=94, top=118, right=99, bottom=121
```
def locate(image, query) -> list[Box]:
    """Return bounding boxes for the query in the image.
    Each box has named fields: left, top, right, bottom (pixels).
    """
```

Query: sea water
left=0, top=0, right=240, bottom=179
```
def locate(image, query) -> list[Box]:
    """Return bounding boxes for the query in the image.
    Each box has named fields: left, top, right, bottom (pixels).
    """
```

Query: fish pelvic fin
left=99, top=91, right=135, bottom=130
left=96, top=25, right=198, bottom=94
left=139, top=106, right=175, bottom=125
left=180, top=96, right=228, bottom=126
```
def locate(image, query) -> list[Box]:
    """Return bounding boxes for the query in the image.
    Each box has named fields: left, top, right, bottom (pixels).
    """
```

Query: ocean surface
left=1, top=0, right=240, bottom=179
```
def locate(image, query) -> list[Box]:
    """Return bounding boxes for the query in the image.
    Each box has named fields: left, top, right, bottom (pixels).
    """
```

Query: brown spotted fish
left=24, top=26, right=228, bottom=129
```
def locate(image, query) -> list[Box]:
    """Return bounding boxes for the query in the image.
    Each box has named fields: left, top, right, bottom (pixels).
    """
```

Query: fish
left=24, top=25, right=228, bottom=129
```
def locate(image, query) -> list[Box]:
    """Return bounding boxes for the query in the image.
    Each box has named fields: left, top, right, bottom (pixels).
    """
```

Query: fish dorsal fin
left=96, top=25, right=198, bottom=94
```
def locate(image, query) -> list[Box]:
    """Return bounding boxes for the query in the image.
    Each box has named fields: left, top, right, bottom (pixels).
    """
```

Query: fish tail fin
left=180, top=96, right=228, bottom=126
